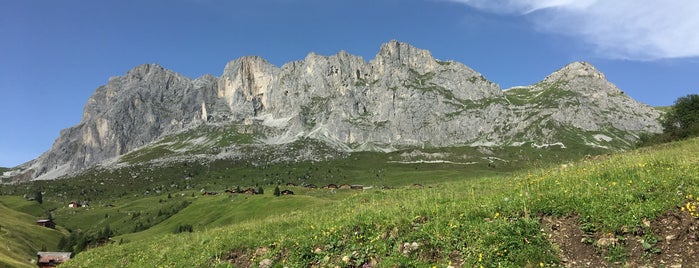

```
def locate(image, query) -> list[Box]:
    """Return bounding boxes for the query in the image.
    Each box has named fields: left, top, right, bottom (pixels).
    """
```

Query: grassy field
left=0, top=197, right=66, bottom=268
left=47, top=138, right=699, bottom=267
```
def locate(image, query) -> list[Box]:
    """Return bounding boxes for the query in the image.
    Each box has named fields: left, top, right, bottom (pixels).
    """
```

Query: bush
left=175, top=224, right=193, bottom=233
left=638, top=94, right=699, bottom=147
left=274, top=186, right=281, bottom=197
left=662, top=94, right=699, bottom=140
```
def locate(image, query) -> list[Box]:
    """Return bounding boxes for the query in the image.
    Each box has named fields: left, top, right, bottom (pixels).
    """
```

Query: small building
left=325, top=184, right=338, bottom=189
left=36, top=219, right=56, bottom=229
left=37, top=252, right=71, bottom=268
left=281, top=189, right=294, bottom=195
left=67, top=201, right=80, bottom=208
left=350, top=185, right=364, bottom=190
left=305, top=184, right=318, bottom=189
left=339, top=184, right=351, bottom=189
left=286, top=182, right=298, bottom=187
left=243, top=188, right=257, bottom=195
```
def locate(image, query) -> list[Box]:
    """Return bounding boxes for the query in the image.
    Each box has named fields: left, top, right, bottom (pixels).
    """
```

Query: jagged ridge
left=2, top=40, right=661, bottom=181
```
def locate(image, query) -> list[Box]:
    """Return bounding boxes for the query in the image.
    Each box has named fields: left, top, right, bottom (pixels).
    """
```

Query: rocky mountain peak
left=374, top=40, right=437, bottom=72
left=2, top=41, right=663, bottom=182
left=544, top=61, right=606, bottom=83
left=217, top=56, right=279, bottom=118
left=123, top=63, right=170, bottom=82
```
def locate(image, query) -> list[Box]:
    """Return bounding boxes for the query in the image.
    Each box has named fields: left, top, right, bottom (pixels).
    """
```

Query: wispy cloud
left=448, top=0, right=699, bottom=60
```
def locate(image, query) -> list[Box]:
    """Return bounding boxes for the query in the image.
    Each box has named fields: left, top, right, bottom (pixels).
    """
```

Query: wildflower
left=540, top=262, right=545, bottom=267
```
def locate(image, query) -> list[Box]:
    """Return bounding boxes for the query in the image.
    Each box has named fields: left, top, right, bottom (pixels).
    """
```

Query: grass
left=504, top=81, right=577, bottom=107
left=119, top=124, right=262, bottom=164
left=50, top=137, right=699, bottom=267
left=0, top=198, right=66, bottom=268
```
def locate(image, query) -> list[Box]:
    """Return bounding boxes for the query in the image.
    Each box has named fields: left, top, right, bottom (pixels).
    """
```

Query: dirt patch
left=542, top=215, right=609, bottom=267
left=214, top=248, right=252, bottom=268
left=543, top=210, right=699, bottom=267
left=627, top=210, right=699, bottom=267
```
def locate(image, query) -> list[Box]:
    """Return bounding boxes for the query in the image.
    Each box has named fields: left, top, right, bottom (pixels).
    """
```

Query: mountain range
left=2, top=40, right=661, bottom=182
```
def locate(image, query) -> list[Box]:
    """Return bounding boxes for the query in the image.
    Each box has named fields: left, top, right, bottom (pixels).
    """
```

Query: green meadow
left=0, top=138, right=690, bottom=267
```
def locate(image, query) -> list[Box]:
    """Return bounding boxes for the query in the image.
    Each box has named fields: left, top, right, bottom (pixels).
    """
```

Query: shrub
left=662, top=94, right=699, bottom=140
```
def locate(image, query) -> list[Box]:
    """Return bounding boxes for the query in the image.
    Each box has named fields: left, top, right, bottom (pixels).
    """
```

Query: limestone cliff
left=4, top=40, right=661, bottom=181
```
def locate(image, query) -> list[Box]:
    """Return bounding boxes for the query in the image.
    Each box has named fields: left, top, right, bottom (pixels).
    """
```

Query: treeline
left=639, top=94, right=699, bottom=146
left=57, top=225, right=113, bottom=254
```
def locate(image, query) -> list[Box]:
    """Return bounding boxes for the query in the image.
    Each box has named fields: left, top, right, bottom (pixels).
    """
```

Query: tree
left=273, top=186, right=281, bottom=197
left=257, top=186, right=264, bottom=195
left=35, top=191, right=43, bottom=204
left=662, top=94, right=699, bottom=140
left=100, top=224, right=112, bottom=241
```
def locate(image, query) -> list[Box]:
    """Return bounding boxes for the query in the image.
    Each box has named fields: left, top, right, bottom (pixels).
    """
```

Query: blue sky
left=1, top=0, right=697, bottom=167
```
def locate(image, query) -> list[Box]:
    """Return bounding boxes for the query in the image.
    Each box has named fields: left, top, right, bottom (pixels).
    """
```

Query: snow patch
left=387, top=160, right=478, bottom=165
left=470, top=141, right=498, bottom=147
left=400, top=150, right=449, bottom=159
left=510, top=141, right=526, bottom=146
left=593, top=134, right=613, bottom=142
left=531, top=142, right=566, bottom=149
left=503, top=86, right=530, bottom=91
left=481, top=156, right=509, bottom=163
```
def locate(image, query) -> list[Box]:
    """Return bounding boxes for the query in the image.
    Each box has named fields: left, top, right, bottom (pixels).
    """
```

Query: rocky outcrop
left=6, top=40, right=662, bottom=181
left=18, top=64, right=220, bottom=180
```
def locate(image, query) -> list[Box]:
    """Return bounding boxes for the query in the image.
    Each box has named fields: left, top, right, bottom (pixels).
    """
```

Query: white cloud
left=449, top=0, right=699, bottom=60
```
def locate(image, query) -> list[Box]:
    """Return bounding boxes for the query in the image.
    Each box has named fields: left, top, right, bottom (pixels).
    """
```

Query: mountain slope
left=3, top=41, right=661, bottom=182
left=58, top=138, right=699, bottom=267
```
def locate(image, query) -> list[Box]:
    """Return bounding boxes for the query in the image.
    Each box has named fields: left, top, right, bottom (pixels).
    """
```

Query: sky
left=1, top=0, right=697, bottom=167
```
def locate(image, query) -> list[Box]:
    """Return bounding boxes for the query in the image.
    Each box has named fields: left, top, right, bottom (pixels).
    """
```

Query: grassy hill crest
left=49, top=138, right=699, bottom=267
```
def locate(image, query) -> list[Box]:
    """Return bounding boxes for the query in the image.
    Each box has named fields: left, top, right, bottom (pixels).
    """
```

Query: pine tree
left=273, top=186, right=281, bottom=197
left=35, top=191, right=43, bottom=204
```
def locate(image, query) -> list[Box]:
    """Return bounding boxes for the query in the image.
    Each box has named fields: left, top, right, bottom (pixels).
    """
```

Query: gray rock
left=5, top=41, right=661, bottom=181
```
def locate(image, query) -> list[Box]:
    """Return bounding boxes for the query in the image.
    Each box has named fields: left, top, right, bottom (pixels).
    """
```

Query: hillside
left=3, top=40, right=660, bottom=182
left=0, top=197, right=66, bottom=268
left=54, top=138, right=699, bottom=267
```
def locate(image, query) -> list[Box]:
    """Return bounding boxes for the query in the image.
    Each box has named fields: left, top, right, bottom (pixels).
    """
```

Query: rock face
left=8, top=40, right=661, bottom=181
left=19, top=65, right=221, bottom=180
